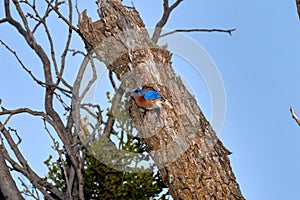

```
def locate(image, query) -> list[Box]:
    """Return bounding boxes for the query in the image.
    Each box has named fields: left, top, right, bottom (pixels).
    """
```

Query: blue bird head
left=130, top=88, right=143, bottom=96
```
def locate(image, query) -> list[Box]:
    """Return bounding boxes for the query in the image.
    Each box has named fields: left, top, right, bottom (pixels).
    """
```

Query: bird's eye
left=132, top=88, right=140, bottom=93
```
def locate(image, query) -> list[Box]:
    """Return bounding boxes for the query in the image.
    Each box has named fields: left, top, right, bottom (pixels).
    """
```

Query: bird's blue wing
left=143, top=90, right=162, bottom=99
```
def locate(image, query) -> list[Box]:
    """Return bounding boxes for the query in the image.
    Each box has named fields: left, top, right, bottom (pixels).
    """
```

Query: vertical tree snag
left=78, top=0, right=245, bottom=199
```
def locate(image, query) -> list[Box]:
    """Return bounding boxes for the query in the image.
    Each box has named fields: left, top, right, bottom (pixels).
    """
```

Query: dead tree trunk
left=78, top=0, right=245, bottom=199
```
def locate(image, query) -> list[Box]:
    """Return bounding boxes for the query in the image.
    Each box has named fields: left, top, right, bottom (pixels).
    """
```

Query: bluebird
left=130, top=88, right=164, bottom=110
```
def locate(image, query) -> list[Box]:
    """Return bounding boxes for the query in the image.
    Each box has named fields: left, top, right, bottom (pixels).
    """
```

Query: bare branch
left=290, top=106, right=300, bottom=126
left=152, top=0, right=184, bottom=43
left=81, top=103, right=102, bottom=120
left=34, top=9, right=59, bottom=78
left=160, top=28, right=236, bottom=38
left=44, top=0, right=79, bottom=33
left=32, top=6, right=53, bottom=34
left=0, top=107, right=47, bottom=118
left=57, top=0, right=73, bottom=90
left=163, top=0, right=169, bottom=11
left=12, top=0, right=32, bottom=34
left=25, top=12, right=40, bottom=22
left=0, top=18, right=8, bottom=23
left=109, top=70, right=117, bottom=90
left=0, top=123, right=65, bottom=199
left=42, top=119, right=72, bottom=198
left=68, top=48, right=86, bottom=57
left=75, top=0, right=80, bottom=17
left=20, top=0, right=60, bottom=83
left=79, top=55, right=98, bottom=102
left=53, top=92, right=71, bottom=112
left=18, top=177, right=41, bottom=200
left=7, top=127, right=22, bottom=146
left=169, top=0, right=183, bottom=11
left=30, top=5, right=74, bottom=94
left=3, top=1, right=84, bottom=199
left=0, top=105, right=80, bottom=189
left=0, top=39, right=71, bottom=95
left=0, top=39, right=42, bottom=85
left=5, top=0, right=76, bottom=169
left=0, top=106, right=69, bottom=150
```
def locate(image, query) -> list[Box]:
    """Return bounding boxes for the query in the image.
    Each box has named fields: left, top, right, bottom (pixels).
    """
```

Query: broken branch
left=160, top=28, right=236, bottom=38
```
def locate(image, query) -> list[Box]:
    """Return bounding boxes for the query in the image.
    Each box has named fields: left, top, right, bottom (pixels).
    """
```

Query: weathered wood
left=78, top=0, right=245, bottom=199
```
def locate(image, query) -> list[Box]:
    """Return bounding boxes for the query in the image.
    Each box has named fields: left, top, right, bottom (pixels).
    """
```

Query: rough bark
left=78, top=0, right=245, bottom=199
left=0, top=146, right=24, bottom=200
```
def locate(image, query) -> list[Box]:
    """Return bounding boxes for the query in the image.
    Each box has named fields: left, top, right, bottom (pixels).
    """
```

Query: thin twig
left=57, top=0, right=73, bottom=89
left=0, top=107, right=48, bottom=118
left=81, top=103, right=102, bottom=120
left=75, top=0, right=80, bottom=16
left=22, top=0, right=60, bottom=81
left=109, top=70, right=117, bottom=90
left=0, top=106, right=65, bottom=143
left=32, top=5, right=53, bottom=34
left=160, top=28, right=236, bottom=38
left=68, top=49, right=87, bottom=57
left=7, top=127, right=22, bottom=146
left=79, top=55, right=97, bottom=102
left=26, top=12, right=40, bottom=22
left=53, top=91, right=71, bottom=112
left=18, top=177, right=40, bottom=200
left=0, top=39, right=72, bottom=95
left=290, top=106, right=300, bottom=126
left=44, top=0, right=79, bottom=33
left=42, top=118, right=72, bottom=198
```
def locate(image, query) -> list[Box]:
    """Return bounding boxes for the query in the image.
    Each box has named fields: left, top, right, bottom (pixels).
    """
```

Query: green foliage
left=44, top=91, right=168, bottom=199
left=44, top=152, right=165, bottom=199
left=44, top=155, right=67, bottom=192
left=83, top=151, right=165, bottom=199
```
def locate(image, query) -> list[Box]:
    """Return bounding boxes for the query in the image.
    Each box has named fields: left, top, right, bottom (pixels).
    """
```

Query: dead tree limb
left=290, top=106, right=300, bottom=126
left=160, top=28, right=236, bottom=38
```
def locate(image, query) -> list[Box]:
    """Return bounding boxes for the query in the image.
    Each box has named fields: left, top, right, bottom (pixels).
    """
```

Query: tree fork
left=78, top=0, right=245, bottom=199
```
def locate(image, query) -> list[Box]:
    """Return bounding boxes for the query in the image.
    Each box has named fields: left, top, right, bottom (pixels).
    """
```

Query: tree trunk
left=78, top=0, right=245, bottom=199
left=0, top=145, right=24, bottom=200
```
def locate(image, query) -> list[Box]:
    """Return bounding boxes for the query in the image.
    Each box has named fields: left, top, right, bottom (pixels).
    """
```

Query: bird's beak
left=124, top=91, right=133, bottom=98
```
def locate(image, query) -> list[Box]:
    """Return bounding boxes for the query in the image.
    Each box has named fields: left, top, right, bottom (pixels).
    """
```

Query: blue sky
left=1, top=0, right=300, bottom=199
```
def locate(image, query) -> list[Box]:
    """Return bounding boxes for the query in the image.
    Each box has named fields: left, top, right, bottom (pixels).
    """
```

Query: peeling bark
left=78, top=0, right=245, bottom=199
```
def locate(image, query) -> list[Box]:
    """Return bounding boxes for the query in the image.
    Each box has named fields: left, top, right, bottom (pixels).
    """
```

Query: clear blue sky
left=1, top=0, right=300, bottom=199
